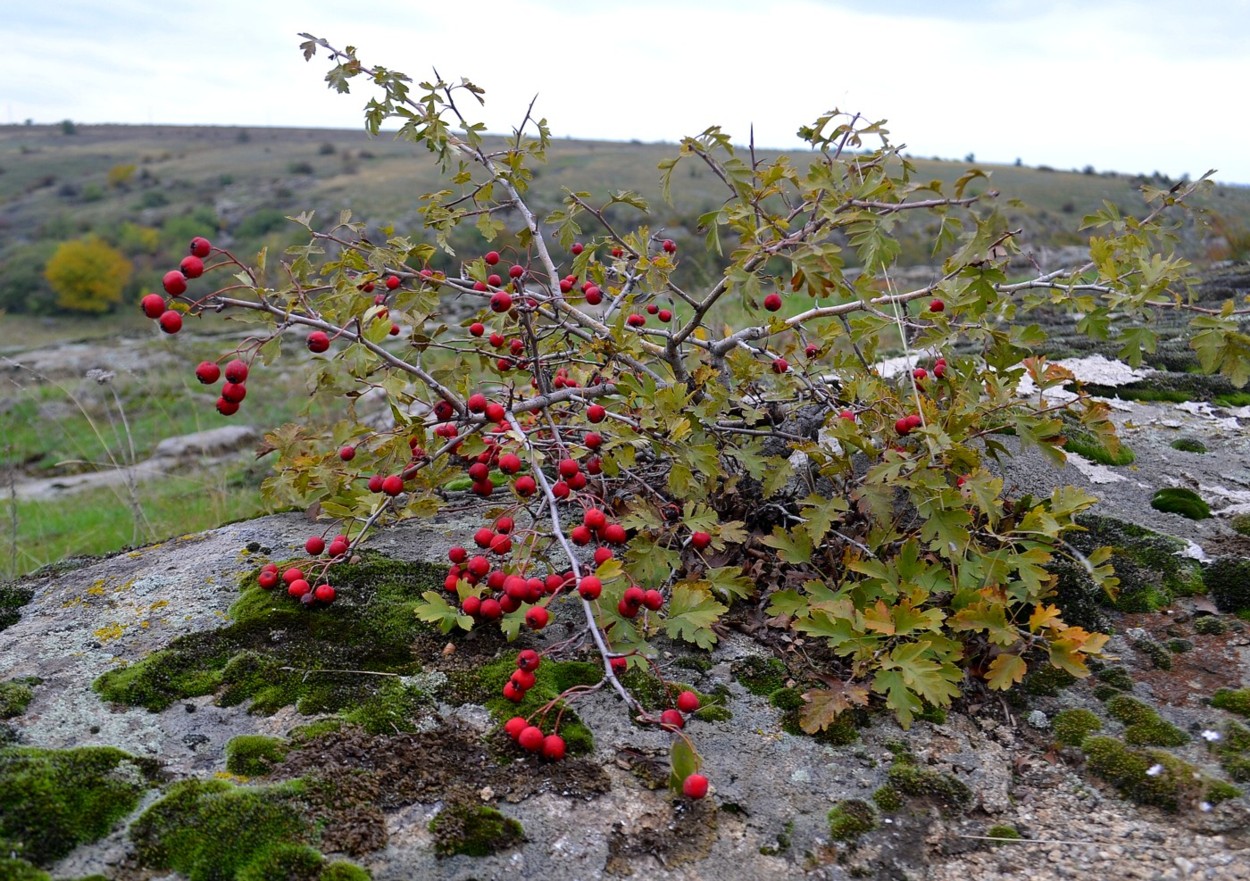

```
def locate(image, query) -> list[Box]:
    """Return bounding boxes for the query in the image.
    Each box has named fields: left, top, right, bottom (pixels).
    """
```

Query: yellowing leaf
left=1027, top=603, right=1063, bottom=634
left=984, top=653, right=1027, bottom=690
left=799, top=684, right=870, bottom=734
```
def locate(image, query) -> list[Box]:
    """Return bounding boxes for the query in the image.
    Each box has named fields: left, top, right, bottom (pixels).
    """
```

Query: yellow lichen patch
left=213, top=770, right=251, bottom=783
left=86, top=580, right=108, bottom=597
left=150, top=600, right=169, bottom=612
left=94, top=622, right=126, bottom=642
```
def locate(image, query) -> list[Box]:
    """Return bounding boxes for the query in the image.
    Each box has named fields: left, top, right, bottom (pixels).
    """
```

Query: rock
left=152, top=425, right=259, bottom=459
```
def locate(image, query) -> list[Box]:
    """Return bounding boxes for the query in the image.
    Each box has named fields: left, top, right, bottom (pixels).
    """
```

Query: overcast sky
left=4, top=0, right=1249, bottom=183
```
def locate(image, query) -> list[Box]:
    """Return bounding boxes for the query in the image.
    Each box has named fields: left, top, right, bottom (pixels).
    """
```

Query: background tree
left=44, top=236, right=132, bottom=314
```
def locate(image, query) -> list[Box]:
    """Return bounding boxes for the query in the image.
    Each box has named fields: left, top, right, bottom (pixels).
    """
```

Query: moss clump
left=674, top=656, right=714, bottom=673
left=1211, top=688, right=1250, bottom=717
left=693, top=704, right=733, bottom=723
left=321, top=862, right=372, bottom=881
left=0, top=746, right=160, bottom=867
left=871, top=786, right=904, bottom=813
left=1206, top=558, right=1250, bottom=614
left=1081, top=736, right=1239, bottom=811
left=885, top=756, right=972, bottom=816
left=0, top=681, right=34, bottom=719
left=1053, top=709, right=1103, bottom=747
left=1124, top=719, right=1189, bottom=747
left=1210, top=721, right=1250, bottom=782
left=770, top=687, right=805, bottom=711
left=827, top=799, right=877, bottom=842
left=0, top=857, right=51, bottom=880
left=94, top=556, right=443, bottom=715
left=1133, top=637, right=1173, bottom=671
left=235, top=843, right=324, bottom=881
left=986, top=824, right=1022, bottom=843
left=130, top=777, right=326, bottom=881
left=1150, top=487, right=1211, bottom=521
left=1170, top=437, right=1208, bottom=454
left=1021, top=665, right=1079, bottom=698
left=1231, top=515, right=1250, bottom=537
left=0, top=583, right=35, bottom=633
left=1094, top=665, right=1135, bottom=692
left=429, top=802, right=523, bottom=857
left=225, top=735, right=290, bottom=777
left=1194, top=616, right=1229, bottom=636
left=1104, top=694, right=1157, bottom=726
left=1166, top=638, right=1193, bottom=654
left=1062, top=421, right=1136, bottom=466
left=289, top=719, right=345, bottom=744
left=731, top=656, right=789, bottom=696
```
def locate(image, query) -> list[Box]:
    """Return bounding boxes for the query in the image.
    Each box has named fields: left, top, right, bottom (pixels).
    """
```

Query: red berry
left=571, top=242, right=584, bottom=255
left=584, top=286, right=602, bottom=305
left=495, top=516, right=514, bottom=534
left=610, top=657, right=627, bottom=673
left=623, top=586, right=646, bottom=608
left=480, top=598, right=502, bottom=620
left=504, top=716, right=527, bottom=740
left=583, top=508, right=607, bottom=530
left=381, top=474, right=404, bottom=496
left=288, top=579, right=311, bottom=599
left=509, top=264, right=525, bottom=279
left=839, top=409, right=855, bottom=421
left=215, top=397, right=238, bottom=416
left=449, top=546, right=468, bottom=564
left=525, top=606, right=549, bottom=630
left=805, top=344, right=820, bottom=358
left=257, top=570, right=278, bottom=590
left=677, top=691, right=700, bottom=713
left=220, top=382, right=247, bottom=404
left=552, top=480, right=571, bottom=500
left=585, top=432, right=602, bottom=449
left=593, top=547, right=613, bottom=566
left=763, top=293, right=782, bottom=312
left=195, top=361, right=220, bottom=384
left=682, top=773, right=709, bottom=799
left=578, top=576, right=602, bottom=600
left=461, top=595, right=481, bottom=616
left=642, top=589, right=664, bottom=611
left=660, top=708, right=685, bottom=729
left=691, top=531, right=712, bottom=551
left=328, top=538, right=349, bottom=557
left=468, top=462, right=489, bottom=483
left=307, top=331, right=330, bottom=353
left=514, top=475, right=536, bottom=497
left=367, top=474, right=385, bottom=493
left=929, top=298, right=945, bottom=313
left=466, top=393, right=487, bottom=414
left=627, top=313, right=646, bottom=327
left=221, top=359, right=248, bottom=384
left=162, top=270, right=187, bottom=296
left=657, top=309, right=672, bottom=322
left=570, top=525, right=592, bottom=545
left=611, top=246, right=624, bottom=257
left=158, top=310, right=182, bottom=334
left=617, top=598, right=639, bottom=618
left=313, top=583, right=336, bottom=604
left=498, top=453, right=522, bottom=474
left=489, top=332, right=506, bottom=348
left=913, top=368, right=928, bottom=381
left=518, top=725, right=544, bottom=752
left=511, top=668, right=537, bottom=691
left=474, top=527, right=494, bottom=548
left=180, top=255, right=204, bottom=279
left=489, top=534, right=512, bottom=556
left=141, top=293, right=166, bottom=319
left=895, top=417, right=912, bottom=436
left=485, top=402, right=506, bottom=423
left=542, top=734, right=566, bottom=760
left=558, top=458, right=580, bottom=479
left=906, top=413, right=923, bottom=429
left=385, top=274, right=401, bottom=290
left=488, top=274, right=503, bottom=288
left=282, top=567, right=304, bottom=585
left=662, top=239, right=676, bottom=254
left=468, top=556, right=491, bottom=578
left=339, top=445, right=356, bottom=461
left=587, top=404, right=606, bottom=423
left=571, top=469, right=591, bottom=487
left=517, top=649, right=541, bottom=672
left=503, top=680, right=526, bottom=702
left=433, top=400, right=455, bottom=421
left=772, top=358, right=789, bottom=374
left=602, top=523, right=627, bottom=545
left=484, top=251, right=500, bottom=266
left=189, top=236, right=212, bottom=258
left=469, top=322, right=486, bottom=337
left=305, top=536, right=326, bottom=556
left=934, top=361, right=947, bottom=378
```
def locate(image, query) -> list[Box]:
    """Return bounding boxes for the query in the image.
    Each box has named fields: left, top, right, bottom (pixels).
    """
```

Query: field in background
left=3, top=122, right=1249, bottom=579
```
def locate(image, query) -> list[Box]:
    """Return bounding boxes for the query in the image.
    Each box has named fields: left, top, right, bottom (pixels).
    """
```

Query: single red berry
left=222, top=359, right=248, bottom=384
left=189, top=236, right=212, bottom=258
left=913, top=367, right=928, bottom=381
left=518, top=725, right=544, bottom=752
left=646, top=303, right=659, bottom=315
left=489, top=332, right=505, bottom=348
left=480, top=598, right=502, bottom=619
left=677, top=691, right=701, bottom=713
left=158, top=310, right=183, bottom=334
left=571, top=242, right=584, bottom=255
left=627, top=313, right=646, bottom=327
left=583, top=508, right=607, bottom=531
left=385, top=274, right=401, bottom=290
left=282, top=567, right=304, bottom=585
left=466, top=393, right=487, bottom=414
left=449, top=546, right=468, bottom=564
left=313, top=583, right=336, bottom=604
left=763, top=293, right=782, bottom=312
left=498, top=453, right=522, bottom=474
left=517, top=649, right=541, bottom=672
left=469, top=322, right=486, bottom=337
left=307, top=331, right=330, bottom=353
left=657, top=309, right=672, bottom=322
left=305, top=536, right=326, bottom=556
left=691, top=531, right=712, bottom=551
left=461, top=595, right=481, bottom=615
left=929, top=298, right=945, bottom=313
left=180, top=255, right=204, bottom=279
left=215, top=397, right=239, bottom=416
left=662, top=239, right=676, bottom=254
left=503, top=680, right=526, bottom=702
left=141, top=293, right=166, bottom=319
left=367, top=474, right=385, bottom=493
left=468, top=556, right=491, bottom=578
left=558, top=458, right=580, bottom=479
left=433, top=400, right=455, bottom=421
left=642, top=589, right=664, bottom=611
left=474, top=527, right=494, bottom=548
left=220, top=382, right=247, bottom=404
left=487, top=570, right=507, bottom=591
left=660, top=708, right=685, bottom=729
left=509, top=264, right=525, bottom=279
left=839, top=409, right=855, bottom=421
left=504, top=716, right=528, bottom=740
left=162, top=270, right=187, bottom=296
left=339, top=445, right=356, bottom=462
left=490, top=292, right=513, bottom=313
left=578, top=576, right=602, bottom=600
left=587, top=404, right=606, bottom=424
left=805, top=344, right=820, bottom=358
left=584, top=285, right=602, bottom=305
left=495, top=516, right=514, bottom=534
left=682, top=773, right=709, bottom=799
left=772, top=358, right=789, bottom=374
left=484, top=250, right=500, bottom=266
left=906, top=413, right=923, bottom=429
left=593, top=547, right=613, bottom=566
left=602, top=523, right=627, bottom=545
left=552, top=480, right=571, bottom=500
left=585, top=432, right=602, bottom=450
left=514, top=475, right=536, bottom=497
left=381, top=474, right=404, bottom=496
left=611, top=246, right=624, bottom=257
left=570, top=524, right=592, bottom=545
left=617, top=598, right=639, bottom=618
left=623, top=586, right=646, bottom=609
left=895, top=417, right=912, bottom=436
left=485, top=402, right=506, bottom=423
left=257, top=570, right=278, bottom=590
left=610, top=657, right=627, bottom=673
left=288, top=579, right=311, bottom=599
left=511, top=668, right=537, bottom=691
left=195, top=361, right=220, bottom=384
left=525, top=606, right=549, bottom=630
left=489, top=534, right=512, bottom=556
left=542, top=733, right=566, bottom=760
left=934, top=361, right=947, bottom=378
left=327, top=538, right=349, bottom=557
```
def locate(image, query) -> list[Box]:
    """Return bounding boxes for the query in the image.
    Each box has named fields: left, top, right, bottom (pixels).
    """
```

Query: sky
left=4, top=0, right=1249, bottom=183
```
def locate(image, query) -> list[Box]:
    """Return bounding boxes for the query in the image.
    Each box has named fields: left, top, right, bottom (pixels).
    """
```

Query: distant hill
left=3, top=122, right=1249, bottom=317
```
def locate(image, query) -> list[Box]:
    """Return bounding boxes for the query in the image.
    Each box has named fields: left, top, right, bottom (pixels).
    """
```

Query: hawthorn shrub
left=146, top=35, right=1249, bottom=788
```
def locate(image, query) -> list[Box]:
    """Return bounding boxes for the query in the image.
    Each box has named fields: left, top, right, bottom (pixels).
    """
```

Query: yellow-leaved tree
left=44, top=236, right=133, bottom=314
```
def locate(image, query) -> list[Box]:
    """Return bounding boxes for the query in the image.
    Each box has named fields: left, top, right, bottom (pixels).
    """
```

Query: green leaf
left=668, top=739, right=701, bottom=794
left=760, top=525, right=813, bottom=565
left=705, top=566, right=757, bottom=602
left=883, top=641, right=962, bottom=709
left=414, top=591, right=472, bottom=634
left=664, top=583, right=727, bottom=650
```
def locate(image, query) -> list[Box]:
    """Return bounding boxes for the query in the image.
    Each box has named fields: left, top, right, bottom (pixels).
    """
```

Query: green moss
left=1080, top=736, right=1239, bottom=811
left=1231, top=515, right=1250, bottom=537
left=1194, top=616, right=1229, bottom=636
left=1211, top=688, right=1250, bottom=717
left=674, top=656, right=713, bottom=673
left=225, top=735, right=290, bottom=777
left=321, top=862, right=372, bottom=881
left=0, top=746, right=160, bottom=867
left=289, top=719, right=345, bottom=743
left=916, top=704, right=948, bottom=725
left=1123, top=719, right=1189, bottom=747
left=1206, top=558, right=1250, bottom=614
left=731, top=656, right=789, bottom=696
left=1094, top=665, right=1134, bottom=692
left=778, top=707, right=860, bottom=745
left=339, top=681, right=432, bottom=735
left=1150, top=487, right=1211, bottom=521
left=1104, top=694, right=1157, bottom=726
left=1063, top=422, right=1136, bottom=466
left=827, top=799, right=877, bottom=842
left=1166, top=638, right=1193, bottom=654
left=871, top=786, right=904, bottom=813
left=1211, top=721, right=1250, bottom=782
left=986, top=824, right=1022, bottom=843
left=130, top=778, right=316, bottom=881
left=236, top=843, right=324, bottom=881
left=1053, top=709, right=1103, bottom=747
left=0, top=681, right=34, bottom=718
left=446, top=655, right=600, bottom=755
left=429, top=802, right=523, bottom=857
left=886, top=756, right=972, bottom=815
left=758, top=819, right=794, bottom=856
left=693, top=704, right=733, bottom=722
left=770, top=687, right=805, bottom=711
left=1133, top=637, right=1173, bottom=671
left=0, top=583, right=35, bottom=633
left=1170, top=437, right=1208, bottom=454
left=0, top=857, right=51, bottom=880
left=94, top=556, right=443, bottom=714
